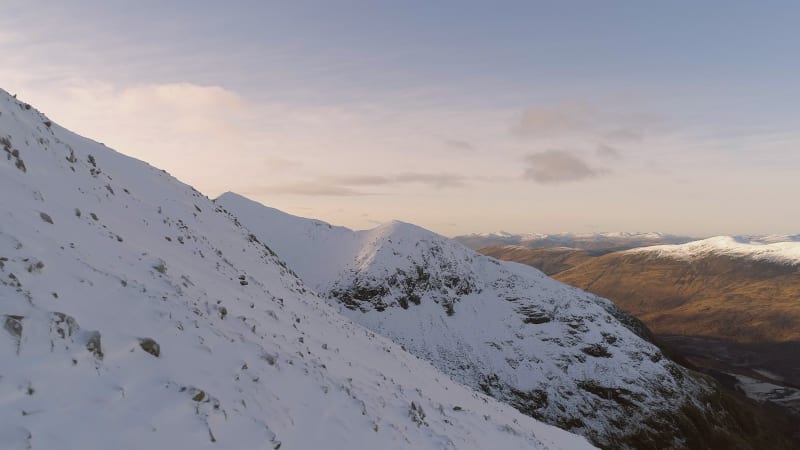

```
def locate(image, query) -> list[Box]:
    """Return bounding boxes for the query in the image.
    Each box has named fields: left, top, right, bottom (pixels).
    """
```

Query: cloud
left=523, top=150, right=602, bottom=183
left=596, top=144, right=622, bottom=159
left=511, top=104, right=592, bottom=138
left=258, top=172, right=472, bottom=196
left=604, top=128, right=643, bottom=142
left=322, top=175, right=392, bottom=186
left=512, top=104, right=668, bottom=143
left=327, top=173, right=469, bottom=188
left=394, top=173, right=467, bottom=188
left=444, top=139, right=474, bottom=152
left=244, top=183, right=365, bottom=197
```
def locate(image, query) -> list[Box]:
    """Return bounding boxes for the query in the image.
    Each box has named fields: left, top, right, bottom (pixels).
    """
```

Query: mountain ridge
left=454, top=231, right=696, bottom=254
left=626, top=236, right=800, bottom=265
left=0, top=89, right=595, bottom=450
left=218, top=192, right=794, bottom=449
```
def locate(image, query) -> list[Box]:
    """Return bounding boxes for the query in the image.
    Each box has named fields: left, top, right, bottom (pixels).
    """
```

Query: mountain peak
left=0, top=90, right=595, bottom=450
left=220, top=192, right=748, bottom=448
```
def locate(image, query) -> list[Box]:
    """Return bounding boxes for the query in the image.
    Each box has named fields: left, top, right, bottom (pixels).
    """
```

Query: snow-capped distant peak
left=454, top=230, right=695, bottom=252
left=736, top=234, right=800, bottom=244
left=628, top=236, right=800, bottom=265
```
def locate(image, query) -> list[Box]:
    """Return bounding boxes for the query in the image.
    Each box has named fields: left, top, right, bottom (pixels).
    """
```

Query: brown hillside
left=479, top=246, right=595, bottom=275
left=555, top=252, right=800, bottom=345
left=480, top=246, right=800, bottom=397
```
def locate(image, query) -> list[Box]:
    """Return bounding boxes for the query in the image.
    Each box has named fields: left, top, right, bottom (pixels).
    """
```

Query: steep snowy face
left=0, top=90, right=596, bottom=450
left=628, top=236, right=800, bottom=265
left=218, top=194, right=722, bottom=448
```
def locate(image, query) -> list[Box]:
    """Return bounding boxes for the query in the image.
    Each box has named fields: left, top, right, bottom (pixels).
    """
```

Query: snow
left=218, top=192, right=717, bottom=447
left=470, top=231, right=674, bottom=240
left=732, top=374, right=800, bottom=415
left=0, top=89, right=594, bottom=449
left=628, top=236, right=800, bottom=265
left=454, top=231, right=695, bottom=252
left=738, top=234, right=800, bottom=244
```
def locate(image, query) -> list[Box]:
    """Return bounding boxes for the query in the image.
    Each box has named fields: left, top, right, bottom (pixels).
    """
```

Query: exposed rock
left=85, top=331, right=103, bottom=359
left=50, top=312, right=78, bottom=339
left=139, top=338, right=160, bottom=357
left=3, top=315, right=23, bottom=339
left=192, top=390, right=206, bottom=402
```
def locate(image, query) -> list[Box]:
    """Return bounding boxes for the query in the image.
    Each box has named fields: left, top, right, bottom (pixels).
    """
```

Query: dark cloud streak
left=511, top=104, right=592, bottom=138
left=252, top=172, right=473, bottom=196
left=596, top=144, right=622, bottom=159
left=444, top=139, right=475, bottom=152
left=244, top=183, right=367, bottom=197
left=523, top=150, right=603, bottom=184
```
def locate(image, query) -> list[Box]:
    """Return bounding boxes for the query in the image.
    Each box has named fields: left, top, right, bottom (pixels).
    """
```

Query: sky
left=2, top=0, right=799, bottom=236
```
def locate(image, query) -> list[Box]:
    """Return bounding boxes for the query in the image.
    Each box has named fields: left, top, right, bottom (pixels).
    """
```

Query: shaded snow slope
left=217, top=193, right=722, bottom=448
left=0, top=90, right=595, bottom=449
left=628, top=236, right=800, bottom=265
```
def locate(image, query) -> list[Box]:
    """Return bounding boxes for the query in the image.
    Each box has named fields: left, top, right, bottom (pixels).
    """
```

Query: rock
left=3, top=315, right=23, bottom=339
left=51, top=312, right=79, bottom=339
left=192, top=390, right=206, bottom=402
left=85, top=331, right=103, bottom=359
left=139, top=338, right=160, bottom=357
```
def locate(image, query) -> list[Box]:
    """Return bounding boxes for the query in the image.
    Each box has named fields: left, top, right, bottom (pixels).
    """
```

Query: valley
left=475, top=237, right=800, bottom=435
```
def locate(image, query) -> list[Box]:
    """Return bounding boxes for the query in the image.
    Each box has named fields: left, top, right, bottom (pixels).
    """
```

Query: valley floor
left=657, top=335, right=800, bottom=424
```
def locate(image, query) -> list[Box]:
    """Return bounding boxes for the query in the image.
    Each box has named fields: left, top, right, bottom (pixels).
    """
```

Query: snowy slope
left=628, top=236, right=800, bottom=265
left=741, top=234, right=800, bottom=244
left=217, top=193, right=723, bottom=448
left=0, top=90, right=596, bottom=449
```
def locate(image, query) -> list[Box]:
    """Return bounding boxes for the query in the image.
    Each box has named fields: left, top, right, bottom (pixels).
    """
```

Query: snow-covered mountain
left=454, top=231, right=694, bottom=253
left=628, top=236, right=800, bottom=265
left=0, top=90, right=596, bottom=449
left=739, top=234, right=800, bottom=244
left=217, top=194, right=754, bottom=448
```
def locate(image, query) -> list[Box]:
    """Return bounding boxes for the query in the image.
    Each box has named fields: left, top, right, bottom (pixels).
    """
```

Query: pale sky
left=2, top=1, right=799, bottom=236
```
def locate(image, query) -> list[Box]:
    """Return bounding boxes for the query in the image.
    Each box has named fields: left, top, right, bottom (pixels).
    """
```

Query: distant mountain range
left=455, top=232, right=696, bottom=254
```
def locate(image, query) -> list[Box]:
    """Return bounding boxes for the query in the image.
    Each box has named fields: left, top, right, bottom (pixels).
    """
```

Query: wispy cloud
left=511, top=104, right=592, bottom=138
left=523, top=150, right=603, bottom=183
left=511, top=104, right=667, bottom=145
left=327, top=173, right=469, bottom=188
left=245, top=183, right=366, bottom=197
left=263, top=172, right=473, bottom=196
left=394, top=173, right=468, bottom=188
left=322, top=175, right=391, bottom=186
left=604, top=128, right=644, bottom=142
left=443, top=139, right=475, bottom=152
left=596, top=144, right=622, bottom=159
